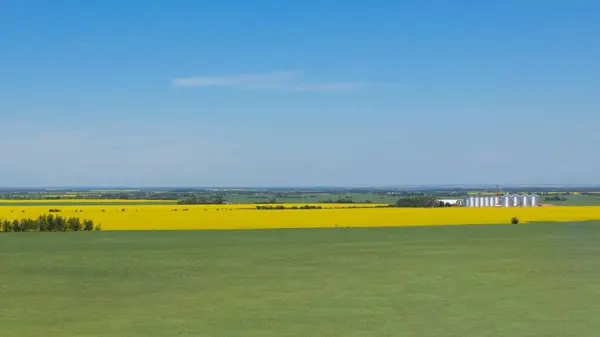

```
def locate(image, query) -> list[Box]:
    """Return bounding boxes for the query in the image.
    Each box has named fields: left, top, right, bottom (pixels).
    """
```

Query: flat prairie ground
left=2, top=222, right=600, bottom=336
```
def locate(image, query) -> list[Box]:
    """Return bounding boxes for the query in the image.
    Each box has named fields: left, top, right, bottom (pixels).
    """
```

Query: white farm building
left=438, top=199, right=462, bottom=206
left=463, top=194, right=540, bottom=208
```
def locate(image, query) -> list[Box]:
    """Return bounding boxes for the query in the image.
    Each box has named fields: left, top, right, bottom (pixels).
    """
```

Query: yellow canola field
left=1, top=204, right=600, bottom=230
left=0, top=199, right=171, bottom=203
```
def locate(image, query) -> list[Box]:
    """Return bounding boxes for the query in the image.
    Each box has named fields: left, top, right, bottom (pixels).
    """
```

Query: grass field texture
left=543, top=194, right=600, bottom=206
left=2, top=204, right=600, bottom=230
left=2, top=223, right=600, bottom=336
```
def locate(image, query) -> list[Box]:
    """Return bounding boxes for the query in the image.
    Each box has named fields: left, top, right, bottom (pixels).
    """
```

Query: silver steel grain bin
left=501, top=194, right=512, bottom=207
left=531, top=194, right=540, bottom=207
left=522, top=194, right=531, bottom=207
left=512, top=194, right=521, bottom=207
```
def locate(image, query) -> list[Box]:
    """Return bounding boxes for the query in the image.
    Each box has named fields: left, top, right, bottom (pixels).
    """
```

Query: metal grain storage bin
left=492, top=196, right=500, bottom=206
left=482, top=196, right=489, bottom=207
left=522, top=194, right=530, bottom=207
left=531, top=194, right=540, bottom=207
left=501, top=195, right=512, bottom=207
left=474, top=196, right=481, bottom=207
left=467, top=196, right=475, bottom=207
left=512, top=195, right=521, bottom=207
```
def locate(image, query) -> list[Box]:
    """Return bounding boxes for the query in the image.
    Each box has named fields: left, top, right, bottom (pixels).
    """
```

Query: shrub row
left=257, top=205, right=324, bottom=210
left=395, top=197, right=458, bottom=208
left=256, top=205, right=394, bottom=210
left=1, top=215, right=101, bottom=232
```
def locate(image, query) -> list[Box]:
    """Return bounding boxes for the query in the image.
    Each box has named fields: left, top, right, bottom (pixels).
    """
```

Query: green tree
left=2, top=219, right=11, bottom=232
left=67, top=217, right=82, bottom=231
left=214, top=195, right=226, bottom=204
left=54, top=216, right=65, bottom=232
left=12, top=219, right=21, bottom=232
left=37, top=215, right=48, bottom=232
left=84, top=220, right=94, bottom=231
left=20, top=218, right=34, bottom=232
left=46, top=214, right=56, bottom=231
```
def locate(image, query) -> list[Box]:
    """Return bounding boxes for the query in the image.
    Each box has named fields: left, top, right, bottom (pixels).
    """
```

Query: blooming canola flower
left=1, top=204, right=600, bottom=230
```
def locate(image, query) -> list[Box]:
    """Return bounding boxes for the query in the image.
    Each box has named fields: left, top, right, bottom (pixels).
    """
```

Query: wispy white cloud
left=172, top=71, right=363, bottom=92
left=285, top=82, right=363, bottom=92
left=172, top=71, right=297, bottom=88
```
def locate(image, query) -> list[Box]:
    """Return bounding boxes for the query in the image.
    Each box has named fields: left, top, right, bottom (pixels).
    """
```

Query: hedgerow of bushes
left=1, top=214, right=101, bottom=232
left=256, top=205, right=324, bottom=210
left=255, top=205, right=393, bottom=210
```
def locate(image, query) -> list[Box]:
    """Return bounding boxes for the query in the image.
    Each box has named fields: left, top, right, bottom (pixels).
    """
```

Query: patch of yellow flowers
left=0, top=199, right=170, bottom=203
left=1, top=203, right=600, bottom=230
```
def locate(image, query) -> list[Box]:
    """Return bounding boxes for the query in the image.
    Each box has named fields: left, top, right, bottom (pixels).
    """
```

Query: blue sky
left=1, top=0, right=599, bottom=187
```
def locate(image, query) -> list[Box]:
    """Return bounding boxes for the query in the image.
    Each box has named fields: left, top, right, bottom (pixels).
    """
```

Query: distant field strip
left=0, top=199, right=173, bottom=203
left=1, top=204, right=600, bottom=230
left=0, top=199, right=178, bottom=206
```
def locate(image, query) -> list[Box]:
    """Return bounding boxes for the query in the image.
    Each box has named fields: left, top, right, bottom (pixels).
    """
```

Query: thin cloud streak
left=286, top=82, right=364, bottom=92
left=172, top=71, right=297, bottom=87
left=172, top=71, right=363, bottom=92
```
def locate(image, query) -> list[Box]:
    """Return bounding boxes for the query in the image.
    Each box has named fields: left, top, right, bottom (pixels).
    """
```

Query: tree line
left=177, top=196, right=227, bottom=205
left=544, top=195, right=568, bottom=202
left=395, top=197, right=457, bottom=208
left=256, top=205, right=324, bottom=210
left=321, top=196, right=356, bottom=204
left=1, top=215, right=101, bottom=232
left=256, top=205, right=391, bottom=210
left=256, top=198, right=454, bottom=209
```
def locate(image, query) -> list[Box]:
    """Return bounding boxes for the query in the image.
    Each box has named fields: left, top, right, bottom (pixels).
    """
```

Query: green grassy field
left=543, top=194, right=600, bottom=206
left=222, top=192, right=401, bottom=204
left=0, top=191, right=455, bottom=205
left=224, top=192, right=471, bottom=204
left=2, top=223, right=600, bottom=336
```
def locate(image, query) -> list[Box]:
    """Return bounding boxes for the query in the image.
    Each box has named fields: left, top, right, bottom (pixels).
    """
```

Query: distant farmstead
left=438, top=199, right=462, bottom=206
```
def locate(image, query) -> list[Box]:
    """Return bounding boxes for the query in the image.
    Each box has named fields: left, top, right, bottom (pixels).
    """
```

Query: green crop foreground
left=2, top=222, right=600, bottom=336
